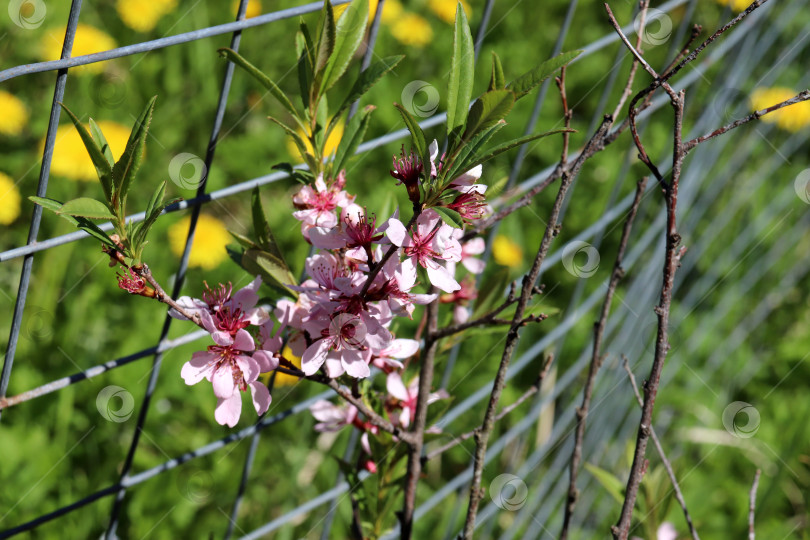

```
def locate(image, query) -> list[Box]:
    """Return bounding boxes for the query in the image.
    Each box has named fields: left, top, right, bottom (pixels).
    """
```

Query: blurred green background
left=1, top=0, right=809, bottom=538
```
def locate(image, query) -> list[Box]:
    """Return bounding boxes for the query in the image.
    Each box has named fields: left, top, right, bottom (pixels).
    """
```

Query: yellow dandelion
left=715, top=0, right=750, bottom=11
left=750, top=87, right=810, bottom=133
left=48, top=121, right=130, bottom=182
left=168, top=214, right=231, bottom=270
left=335, top=0, right=402, bottom=23
left=0, top=172, right=22, bottom=225
left=260, top=345, right=302, bottom=387
left=0, top=92, right=29, bottom=137
left=492, top=235, right=523, bottom=268
left=428, top=0, right=471, bottom=24
left=389, top=13, right=433, bottom=48
left=117, top=0, right=177, bottom=32
left=39, top=24, right=117, bottom=74
left=285, top=121, right=345, bottom=163
left=232, top=0, right=262, bottom=19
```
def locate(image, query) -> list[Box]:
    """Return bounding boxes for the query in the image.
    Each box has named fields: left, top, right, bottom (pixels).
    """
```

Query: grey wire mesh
left=0, top=0, right=806, bottom=538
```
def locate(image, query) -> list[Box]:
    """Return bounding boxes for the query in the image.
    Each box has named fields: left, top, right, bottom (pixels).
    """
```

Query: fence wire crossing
left=1, top=0, right=806, bottom=538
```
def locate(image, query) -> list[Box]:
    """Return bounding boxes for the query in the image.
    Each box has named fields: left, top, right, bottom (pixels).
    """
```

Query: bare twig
left=683, top=90, right=810, bottom=153
left=749, top=469, right=762, bottom=540
left=623, top=358, right=700, bottom=540
left=560, top=176, right=648, bottom=540
left=428, top=283, right=520, bottom=340
left=137, top=264, right=203, bottom=327
left=400, top=296, right=440, bottom=539
left=611, top=0, right=651, bottom=121
left=459, top=114, right=615, bottom=539
left=612, top=86, right=686, bottom=540
left=423, top=355, right=554, bottom=463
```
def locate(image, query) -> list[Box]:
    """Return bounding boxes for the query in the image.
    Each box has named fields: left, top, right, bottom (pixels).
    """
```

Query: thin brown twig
left=137, top=264, right=203, bottom=327
left=622, top=357, right=700, bottom=540
left=423, top=355, right=554, bottom=463
left=560, top=175, right=648, bottom=540
left=749, top=469, right=762, bottom=540
left=459, top=115, right=615, bottom=539
left=428, top=282, right=519, bottom=340
left=611, top=0, right=651, bottom=121
left=683, top=90, right=810, bottom=153
left=612, top=87, right=685, bottom=540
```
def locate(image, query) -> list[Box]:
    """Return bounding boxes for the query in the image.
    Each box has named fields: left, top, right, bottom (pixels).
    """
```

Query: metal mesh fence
left=1, top=0, right=807, bottom=538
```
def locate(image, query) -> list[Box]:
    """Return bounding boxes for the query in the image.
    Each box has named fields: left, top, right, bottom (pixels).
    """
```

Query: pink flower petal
left=249, top=381, right=271, bottom=415
left=385, top=218, right=409, bottom=247
left=386, top=372, right=410, bottom=401
left=181, top=351, right=215, bottom=385
left=341, top=350, right=370, bottom=379
left=212, top=364, right=235, bottom=398
left=214, top=393, right=242, bottom=427
left=425, top=260, right=460, bottom=293
left=233, top=329, right=255, bottom=351
left=324, top=355, right=345, bottom=378
left=396, top=257, right=418, bottom=291
left=252, top=350, right=279, bottom=372
left=384, top=339, right=420, bottom=358
left=462, top=257, right=486, bottom=274
left=231, top=275, right=261, bottom=311
left=301, top=339, right=331, bottom=376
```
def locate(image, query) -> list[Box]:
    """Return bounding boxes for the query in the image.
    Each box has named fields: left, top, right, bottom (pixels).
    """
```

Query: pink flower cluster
left=170, top=277, right=282, bottom=427
left=176, top=141, right=489, bottom=430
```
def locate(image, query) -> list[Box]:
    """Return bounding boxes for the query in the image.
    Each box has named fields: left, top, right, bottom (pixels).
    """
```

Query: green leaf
left=463, top=89, right=515, bottom=141
left=57, top=197, right=116, bottom=220
left=58, top=104, right=113, bottom=201
left=29, top=195, right=64, bottom=213
left=321, top=0, right=369, bottom=93
left=332, top=105, right=374, bottom=175
left=296, top=23, right=315, bottom=110
left=329, top=55, right=403, bottom=133
left=218, top=48, right=300, bottom=119
left=242, top=248, right=298, bottom=298
left=433, top=206, right=464, bottom=228
left=112, top=96, right=157, bottom=210
left=393, top=102, right=428, bottom=179
left=469, top=128, right=574, bottom=168
left=250, top=186, right=293, bottom=270
left=144, top=180, right=166, bottom=221
left=229, top=231, right=258, bottom=250
left=488, top=51, right=505, bottom=91
left=508, top=50, right=582, bottom=100
left=446, top=3, right=474, bottom=139
left=271, top=162, right=314, bottom=184
left=268, top=116, right=319, bottom=173
left=584, top=463, right=625, bottom=505
left=31, top=196, right=120, bottom=249
left=88, top=118, right=114, bottom=169
left=441, top=121, right=504, bottom=184
left=314, top=1, right=336, bottom=79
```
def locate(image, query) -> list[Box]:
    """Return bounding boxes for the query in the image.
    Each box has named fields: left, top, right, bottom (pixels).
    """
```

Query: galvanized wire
left=0, top=0, right=805, bottom=538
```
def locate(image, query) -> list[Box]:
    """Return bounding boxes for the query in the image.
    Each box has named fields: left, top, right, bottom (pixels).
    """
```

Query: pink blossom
left=301, top=313, right=373, bottom=378
left=309, top=400, right=377, bottom=458
left=170, top=276, right=267, bottom=333
left=446, top=232, right=485, bottom=276
left=371, top=338, right=420, bottom=371
left=309, top=204, right=386, bottom=263
left=292, top=173, right=354, bottom=229
left=386, top=372, right=447, bottom=428
left=441, top=275, right=478, bottom=325
left=180, top=327, right=273, bottom=427
left=386, top=209, right=462, bottom=293
left=116, top=266, right=148, bottom=295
